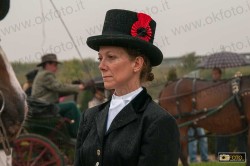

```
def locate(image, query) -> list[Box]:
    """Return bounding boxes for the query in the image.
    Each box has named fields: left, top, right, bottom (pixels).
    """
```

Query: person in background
left=74, top=9, right=180, bottom=166
left=212, top=67, right=229, bottom=157
left=233, top=71, right=247, bottom=154
left=213, top=68, right=247, bottom=156
left=88, top=87, right=106, bottom=108
left=187, top=67, right=210, bottom=163
left=212, top=67, right=222, bottom=82
left=23, top=69, right=38, bottom=96
left=188, top=127, right=209, bottom=163
left=32, top=53, right=85, bottom=138
left=186, top=68, right=216, bottom=163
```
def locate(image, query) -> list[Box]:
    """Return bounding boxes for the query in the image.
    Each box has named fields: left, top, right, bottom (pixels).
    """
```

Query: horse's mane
left=240, top=74, right=250, bottom=80
left=164, top=77, right=214, bottom=87
left=161, top=74, right=250, bottom=100
left=165, top=74, right=250, bottom=86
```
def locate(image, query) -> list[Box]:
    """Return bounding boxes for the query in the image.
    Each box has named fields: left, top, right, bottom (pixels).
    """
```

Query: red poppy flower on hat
left=131, top=13, right=152, bottom=42
left=87, top=9, right=163, bottom=66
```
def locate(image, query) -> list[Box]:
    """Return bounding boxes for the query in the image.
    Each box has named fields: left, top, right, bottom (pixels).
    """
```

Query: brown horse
left=158, top=76, right=250, bottom=166
left=0, top=47, right=28, bottom=149
left=0, top=0, right=28, bottom=156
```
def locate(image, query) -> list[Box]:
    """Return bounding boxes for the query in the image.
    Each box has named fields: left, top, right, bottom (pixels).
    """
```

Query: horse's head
left=0, top=47, right=28, bottom=140
left=0, top=0, right=26, bottom=140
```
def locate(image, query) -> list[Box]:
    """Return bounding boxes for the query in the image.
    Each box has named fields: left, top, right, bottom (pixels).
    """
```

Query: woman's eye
left=107, top=55, right=115, bottom=59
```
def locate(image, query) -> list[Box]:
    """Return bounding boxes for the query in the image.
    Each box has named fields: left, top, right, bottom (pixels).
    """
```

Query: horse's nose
left=16, top=92, right=27, bottom=123
left=21, top=92, right=28, bottom=113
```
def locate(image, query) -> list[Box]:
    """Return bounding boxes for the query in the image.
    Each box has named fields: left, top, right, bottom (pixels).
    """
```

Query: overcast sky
left=0, top=0, right=250, bottom=63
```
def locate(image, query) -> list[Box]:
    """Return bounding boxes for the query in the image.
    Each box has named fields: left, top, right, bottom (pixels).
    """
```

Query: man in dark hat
left=32, top=53, right=85, bottom=138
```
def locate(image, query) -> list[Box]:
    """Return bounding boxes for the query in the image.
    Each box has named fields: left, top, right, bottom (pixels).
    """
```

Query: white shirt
left=106, top=87, right=143, bottom=131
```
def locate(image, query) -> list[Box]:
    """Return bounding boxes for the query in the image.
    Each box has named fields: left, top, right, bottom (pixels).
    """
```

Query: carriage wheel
left=12, top=134, right=64, bottom=166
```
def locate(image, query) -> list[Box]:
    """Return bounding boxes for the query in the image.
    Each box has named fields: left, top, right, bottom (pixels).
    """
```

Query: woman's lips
left=102, top=76, right=112, bottom=80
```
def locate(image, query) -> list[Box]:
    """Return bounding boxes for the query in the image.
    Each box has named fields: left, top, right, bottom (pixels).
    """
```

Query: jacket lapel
left=95, top=103, right=110, bottom=143
left=105, top=88, right=152, bottom=135
left=105, top=104, right=137, bottom=135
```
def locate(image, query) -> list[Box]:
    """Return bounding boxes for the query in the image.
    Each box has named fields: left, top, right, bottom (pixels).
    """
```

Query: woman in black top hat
left=0, top=0, right=9, bottom=20
left=75, top=9, right=180, bottom=166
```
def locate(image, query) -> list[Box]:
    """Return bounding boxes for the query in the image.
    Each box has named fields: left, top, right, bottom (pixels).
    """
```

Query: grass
left=178, top=162, right=245, bottom=166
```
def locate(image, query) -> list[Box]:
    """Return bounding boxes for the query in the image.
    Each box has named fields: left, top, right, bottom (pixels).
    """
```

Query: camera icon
left=219, top=154, right=230, bottom=161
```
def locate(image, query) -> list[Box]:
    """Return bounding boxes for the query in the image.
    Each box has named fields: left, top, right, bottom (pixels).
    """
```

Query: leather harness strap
left=0, top=90, right=11, bottom=156
left=192, top=78, right=197, bottom=113
left=231, top=77, right=248, bottom=129
left=174, top=78, right=183, bottom=119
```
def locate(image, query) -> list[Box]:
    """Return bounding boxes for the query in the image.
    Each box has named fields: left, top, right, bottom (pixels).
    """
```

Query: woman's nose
left=99, top=60, right=106, bottom=70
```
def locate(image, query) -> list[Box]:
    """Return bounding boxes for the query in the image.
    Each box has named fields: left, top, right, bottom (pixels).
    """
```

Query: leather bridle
left=0, top=90, right=11, bottom=156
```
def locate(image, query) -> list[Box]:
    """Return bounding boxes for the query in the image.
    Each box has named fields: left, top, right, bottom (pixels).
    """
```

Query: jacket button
left=95, top=162, right=99, bottom=166
left=97, top=149, right=101, bottom=156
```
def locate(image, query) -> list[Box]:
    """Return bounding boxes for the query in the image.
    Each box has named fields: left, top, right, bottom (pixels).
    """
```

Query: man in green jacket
left=32, top=53, right=85, bottom=138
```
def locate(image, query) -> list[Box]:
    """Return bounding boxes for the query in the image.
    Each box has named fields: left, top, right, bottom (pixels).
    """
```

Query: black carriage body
left=12, top=99, right=76, bottom=166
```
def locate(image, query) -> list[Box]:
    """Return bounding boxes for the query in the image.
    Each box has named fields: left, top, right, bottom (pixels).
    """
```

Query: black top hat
left=87, top=9, right=163, bottom=66
left=0, top=0, right=10, bottom=20
left=37, top=53, right=61, bottom=67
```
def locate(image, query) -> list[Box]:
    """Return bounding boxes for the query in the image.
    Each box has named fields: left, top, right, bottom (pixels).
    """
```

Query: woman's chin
left=103, top=82, right=114, bottom=90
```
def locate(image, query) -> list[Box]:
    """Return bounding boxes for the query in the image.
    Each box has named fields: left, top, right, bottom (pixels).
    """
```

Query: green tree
left=180, top=52, right=198, bottom=74
left=57, top=58, right=100, bottom=83
left=58, top=59, right=83, bottom=83
left=12, top=62, right=37, bottom=85
left=167, top=67, right=178, bottom=81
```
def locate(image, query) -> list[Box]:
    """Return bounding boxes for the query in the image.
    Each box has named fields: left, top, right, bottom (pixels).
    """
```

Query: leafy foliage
left=180, top=52, right=198, bottom=74
left=167, top=67, right=178, bottom=81
left=12, top=54, right=250, bottom=103
left=11, top=54, right=250, bottom=159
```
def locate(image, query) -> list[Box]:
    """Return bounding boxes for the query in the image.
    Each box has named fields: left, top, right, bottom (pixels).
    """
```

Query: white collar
left=112, top=87, right=143, bottom=102
left=107, top=87, right=143, bottom=131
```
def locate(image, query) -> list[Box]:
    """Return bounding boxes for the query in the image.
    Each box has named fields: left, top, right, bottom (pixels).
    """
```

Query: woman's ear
left=133, top=56, right=144, bottom=72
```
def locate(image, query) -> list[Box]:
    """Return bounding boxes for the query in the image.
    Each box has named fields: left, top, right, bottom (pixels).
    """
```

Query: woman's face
left=98, top=46, right=141, bottom=94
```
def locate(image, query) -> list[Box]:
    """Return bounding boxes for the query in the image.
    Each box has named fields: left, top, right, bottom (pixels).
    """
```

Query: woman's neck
left=114, top=85, right=141, bottom=96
